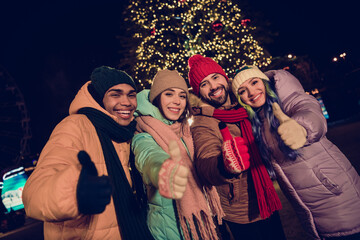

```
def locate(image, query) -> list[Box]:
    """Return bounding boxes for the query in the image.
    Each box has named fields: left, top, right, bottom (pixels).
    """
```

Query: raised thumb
left=78, top=150, right=98, bottom=176
left=219, top=122, right=232, bottom=141
left=272, top=102, right=290, bottom=124
left=168, top=140, right=181, bottom=163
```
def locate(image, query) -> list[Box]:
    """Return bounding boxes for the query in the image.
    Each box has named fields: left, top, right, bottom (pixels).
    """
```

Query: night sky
left=0, top=0, right=359, bottom=155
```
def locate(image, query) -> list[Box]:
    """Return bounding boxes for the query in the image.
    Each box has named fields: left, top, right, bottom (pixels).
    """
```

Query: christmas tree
left=122, top=0, right=272, bottom=89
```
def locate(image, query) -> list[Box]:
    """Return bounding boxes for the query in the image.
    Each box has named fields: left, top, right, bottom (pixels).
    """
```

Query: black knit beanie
left=90, top=66, right=137, bottom=100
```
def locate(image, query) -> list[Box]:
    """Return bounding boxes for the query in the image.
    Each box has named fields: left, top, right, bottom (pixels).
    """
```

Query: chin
left=168, top=116, right=180, bottom=121
left=258, top=100, right=266, bottom=108
left=117, top=118, right=132, bottom=126
left=248, top=98, right=266, bottom=108
left=250, top=102, right=263, bottom=108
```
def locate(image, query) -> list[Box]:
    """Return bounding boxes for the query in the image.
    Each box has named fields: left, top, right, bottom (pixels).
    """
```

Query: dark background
left=1, top=0, right=359, bottom=156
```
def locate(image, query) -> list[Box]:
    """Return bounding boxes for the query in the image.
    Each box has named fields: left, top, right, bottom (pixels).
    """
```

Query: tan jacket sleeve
left=23, top=116, right=86, bottom=222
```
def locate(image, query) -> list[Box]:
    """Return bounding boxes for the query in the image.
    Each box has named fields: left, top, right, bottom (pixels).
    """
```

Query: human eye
left=200, top=81, right=208, bottom=88
left=128, top=92, right=136, bottom=98
left=180, top=94, right=187, bottom=99
left=164, top=92, right=173, bottom=96
left=238, top=89, right=245, bottom=95
left=252, top=79, right=259, bottom=85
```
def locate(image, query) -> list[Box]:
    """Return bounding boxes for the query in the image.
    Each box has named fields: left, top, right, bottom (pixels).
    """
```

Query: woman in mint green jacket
left=132, top=69, right=224, bottom=240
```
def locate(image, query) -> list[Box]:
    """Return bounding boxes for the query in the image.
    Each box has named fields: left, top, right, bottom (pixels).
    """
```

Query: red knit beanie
left=188, top=54, right=228, bottom=95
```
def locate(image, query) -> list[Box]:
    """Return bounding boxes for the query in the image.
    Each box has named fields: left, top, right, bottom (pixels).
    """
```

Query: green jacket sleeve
left=131, top=133, right=170, bottom=187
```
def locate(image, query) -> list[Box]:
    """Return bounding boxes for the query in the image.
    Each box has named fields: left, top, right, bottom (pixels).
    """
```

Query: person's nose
left=247, top=87, right=255, bottom=97
left=209, top=81, right=216, bottom=91
left=120, top=96, right=131, bottom=106
left=173, top=96, right=181, bottom=105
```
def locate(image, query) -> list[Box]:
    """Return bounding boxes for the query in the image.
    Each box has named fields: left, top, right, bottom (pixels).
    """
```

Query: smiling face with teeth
left=102, top=83, right=137, bottom=126
left=237, top=77, right=266, bottom=108
left=199, top=73, right=231, bottom=108
left=158, top=88, right=187, bottom=121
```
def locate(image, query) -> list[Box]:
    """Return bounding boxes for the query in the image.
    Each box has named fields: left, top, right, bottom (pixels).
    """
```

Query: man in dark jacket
left=187, top=54, right=285, bottom=240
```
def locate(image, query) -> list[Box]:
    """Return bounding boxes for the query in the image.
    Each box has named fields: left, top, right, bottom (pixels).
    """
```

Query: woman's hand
left=158, top=141, right=189, bottom=199
left=272, top=103, right=307, bottom=150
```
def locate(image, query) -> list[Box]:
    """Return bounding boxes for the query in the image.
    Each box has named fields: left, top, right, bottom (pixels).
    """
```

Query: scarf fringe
left=257, top=186, right=283, bottom=219
left=252, top=162, right=282, bottom=219
left=178, top=209, right=219, bottom=240
left=265, top=185, right=282, bottom=216
left=205, top=186, right=225, bottom=224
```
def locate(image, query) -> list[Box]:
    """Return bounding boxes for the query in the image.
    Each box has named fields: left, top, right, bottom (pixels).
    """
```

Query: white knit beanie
left=232, top=65, right=269, bottom=96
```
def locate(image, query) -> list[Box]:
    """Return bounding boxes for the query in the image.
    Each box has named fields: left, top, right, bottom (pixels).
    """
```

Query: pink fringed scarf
left=213, top=108, right=282, bottom=219
left=136, top=116, right=225, bottom=240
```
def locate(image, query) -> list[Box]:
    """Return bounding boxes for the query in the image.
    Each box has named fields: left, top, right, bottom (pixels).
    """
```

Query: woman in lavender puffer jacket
left=231, top=66, right=360, bottom=240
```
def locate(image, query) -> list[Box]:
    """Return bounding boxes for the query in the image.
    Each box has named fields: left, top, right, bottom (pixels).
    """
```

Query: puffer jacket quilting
left=23, top=81, right=132, bottom=239
left=263, top=70, right=360, bottom=239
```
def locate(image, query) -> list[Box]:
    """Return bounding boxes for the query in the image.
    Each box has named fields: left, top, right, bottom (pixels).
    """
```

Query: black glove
left=76, top=151, right=112, bottom=215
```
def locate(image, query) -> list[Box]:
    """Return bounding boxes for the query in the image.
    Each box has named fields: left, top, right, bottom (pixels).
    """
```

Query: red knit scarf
left=135, top=116, right=225, bottom=240
left=213, top=108, right=282, bottom=219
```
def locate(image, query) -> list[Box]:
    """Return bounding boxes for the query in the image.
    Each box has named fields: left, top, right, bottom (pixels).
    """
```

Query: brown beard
left=200, top=85, right=229, bottom=108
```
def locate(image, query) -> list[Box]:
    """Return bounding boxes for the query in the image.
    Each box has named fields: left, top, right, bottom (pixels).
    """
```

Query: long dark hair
left=236, top=79, right=299, bottom=178
left=153, top=89, right=192, bottom=134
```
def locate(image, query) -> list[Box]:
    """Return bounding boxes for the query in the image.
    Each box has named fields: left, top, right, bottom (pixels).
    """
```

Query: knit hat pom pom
left=188, top=54, right=205, bottom=68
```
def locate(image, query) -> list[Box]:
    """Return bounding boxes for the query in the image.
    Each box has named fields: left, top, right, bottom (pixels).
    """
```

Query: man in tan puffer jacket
left=23, top=66, right=154, bottom=240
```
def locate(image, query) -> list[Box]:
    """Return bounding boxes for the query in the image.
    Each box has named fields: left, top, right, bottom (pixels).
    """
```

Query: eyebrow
left=248, top=78, right=259, bottom=84
left=164, top=89, right=175, bottom=92
left=211, top=73, right=219, bottom=78
left=200, top=73, right=219, bottom=86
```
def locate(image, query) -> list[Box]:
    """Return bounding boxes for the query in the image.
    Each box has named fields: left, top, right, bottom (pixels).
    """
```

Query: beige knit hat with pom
left=149, top=69, right=189, bottom=103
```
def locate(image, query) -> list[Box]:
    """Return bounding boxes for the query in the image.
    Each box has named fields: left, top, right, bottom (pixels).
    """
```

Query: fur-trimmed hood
left=189, top=92, right=211, bottom=108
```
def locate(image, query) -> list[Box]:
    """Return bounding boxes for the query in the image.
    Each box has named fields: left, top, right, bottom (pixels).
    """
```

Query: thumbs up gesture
left=272, top=103, right=307, bottom=150
left=158, top=140, right=189, bottom=199
left=76, top=151, right=112, bottom=215
left=219, top=122, right=250, bottom=174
